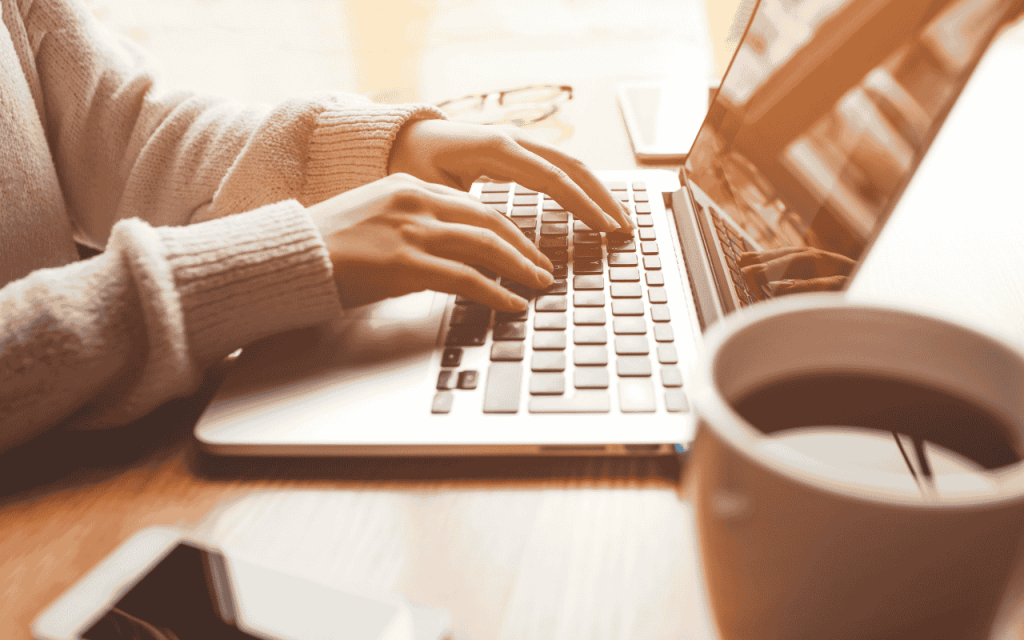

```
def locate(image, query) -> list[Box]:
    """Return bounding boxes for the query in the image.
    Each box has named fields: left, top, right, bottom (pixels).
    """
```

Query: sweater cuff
left=302, top=102, right=447, bottom=203
left=155, top=201, right=343, bottom=366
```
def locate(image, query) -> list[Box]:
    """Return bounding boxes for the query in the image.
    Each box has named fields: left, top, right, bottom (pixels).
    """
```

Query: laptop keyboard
left=432, top=181, right=689, bottom=415
left=708, top=206, right=761, bottom=305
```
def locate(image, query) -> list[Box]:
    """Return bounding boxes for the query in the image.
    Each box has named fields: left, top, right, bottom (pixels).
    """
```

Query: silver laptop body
left=195, top=0, right=1012, bottom=456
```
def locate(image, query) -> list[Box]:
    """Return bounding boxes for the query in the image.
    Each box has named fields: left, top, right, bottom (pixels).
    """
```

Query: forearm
left=0, top=202, right=341, bottom=452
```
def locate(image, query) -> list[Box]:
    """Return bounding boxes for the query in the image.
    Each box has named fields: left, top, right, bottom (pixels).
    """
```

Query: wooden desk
left=5, top=3, right=1024, bottom=640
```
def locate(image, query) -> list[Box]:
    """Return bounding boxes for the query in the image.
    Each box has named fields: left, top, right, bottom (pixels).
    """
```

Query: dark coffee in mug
left=731, top=373, right=1023, bottom=471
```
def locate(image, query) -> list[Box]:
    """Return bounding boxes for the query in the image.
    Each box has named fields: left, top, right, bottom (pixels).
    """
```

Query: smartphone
left=33, top=527, right=450, bottom=640
left=616, top=80, right=709, bottom=162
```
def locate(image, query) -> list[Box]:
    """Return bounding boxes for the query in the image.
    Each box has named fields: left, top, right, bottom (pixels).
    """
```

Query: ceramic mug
left=688, top=294, right=1024, bottom=640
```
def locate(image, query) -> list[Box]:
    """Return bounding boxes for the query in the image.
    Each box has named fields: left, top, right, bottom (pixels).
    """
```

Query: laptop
left=194, top=0, right=1014, bottom=456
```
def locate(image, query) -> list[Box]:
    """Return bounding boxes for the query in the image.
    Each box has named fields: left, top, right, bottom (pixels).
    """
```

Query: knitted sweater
left=0, top=0, right=444, bottom=452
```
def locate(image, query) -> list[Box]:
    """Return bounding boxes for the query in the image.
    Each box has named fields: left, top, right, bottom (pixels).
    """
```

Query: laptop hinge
left=667, top=186, right=725, bottom=331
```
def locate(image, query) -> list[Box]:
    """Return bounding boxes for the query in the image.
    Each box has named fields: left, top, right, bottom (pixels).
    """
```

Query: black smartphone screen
left=82, top=543, right=260, bottom=640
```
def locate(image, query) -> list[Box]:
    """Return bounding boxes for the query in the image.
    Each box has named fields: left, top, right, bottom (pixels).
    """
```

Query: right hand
left=306, top=173, right=555, bottom=312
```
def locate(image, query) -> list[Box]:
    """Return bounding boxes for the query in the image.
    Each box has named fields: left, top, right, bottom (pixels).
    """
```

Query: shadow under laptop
left=188, top=447, right=682, bottom=489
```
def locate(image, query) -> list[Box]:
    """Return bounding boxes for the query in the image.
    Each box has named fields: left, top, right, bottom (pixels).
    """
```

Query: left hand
left=388, top=119, right=634, bottom=233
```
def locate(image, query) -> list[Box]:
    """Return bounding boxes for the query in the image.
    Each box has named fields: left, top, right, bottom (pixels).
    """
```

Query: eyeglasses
left=436, top=84, right=573, bottom=127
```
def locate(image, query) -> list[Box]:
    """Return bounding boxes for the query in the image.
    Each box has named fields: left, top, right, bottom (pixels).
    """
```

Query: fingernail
left=602, top=214, right=620, bottom=232
left=508, top=293, right=529, bottom=311
left=535, top=266, right=554, bottom=286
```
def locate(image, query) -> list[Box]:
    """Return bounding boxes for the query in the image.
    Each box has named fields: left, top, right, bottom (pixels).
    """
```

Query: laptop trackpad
left=198, top=291, right=446, bottom=436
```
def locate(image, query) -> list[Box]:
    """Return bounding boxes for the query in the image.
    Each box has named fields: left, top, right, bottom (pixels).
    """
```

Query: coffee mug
left=687, top=294, right=1024, bottom=640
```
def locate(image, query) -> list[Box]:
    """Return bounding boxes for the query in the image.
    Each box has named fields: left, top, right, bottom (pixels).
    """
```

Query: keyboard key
left=515, top=218, right=537, bottom=231
left=604, top=180, right=627, bottom=191
left=641, top=241, right=659, bottom=255
left=609, top=267, right=640, bottom=282
left=542, top=211, right=568, bottom=223
left=483, top=362, right=523, bottom=412
left=543, top=280, right=568, bottom=295
left=574, top=346, right=609, bottom=366
left=445, top=326, right=487, bottom=346
left=654, top=324, right=675, bottom=342
left=573, top=245, right=602, bottom=260
left=541, top=223, right=568, bottom=236
left=608, top=253, right=638, bottom=267
left=437, top=370, right=456, bottom=390
left=648, top=288, right=668, bottom=304
left=533, top=332, right=567, bottom=350
left=613, top=317, right=646, bottom=335
left=661, top=365, right=683, bottom=387
left=454, top=294, right=473, bottom=305
left=665, top=389, right=690, bottom=412
left=574, top=231, right=602, bottom=245
left=457, top=370, right=479, bottom=389
left=635, top=203, right=652, bottom=214
left=553, top=264, right=568, bottom=279
left=515, top=185, right=537, bottom=195
left=543, top=200, right=565, bottom=211
left=530, top=373, right=565, bottom=395
left=450, top=304, right=491, bottom=326
left=610, top=283, right=642, bottom=298
left=633, top=191, right=649, bottom=203
left=632, top=181, right=647, bottom=191
left=496, top=309, right=528, bottom=322
left=481, top=192, right=509, bottom=204
left=651, top=306, right=671, bottom=322
left=534, top=313, right=566, bottom=331
left=542, top=248, right=569, bottom=263
left=615, top=192, right=630, bottom=202
left=529, top=390, right=611, bottom=413
left=491, top=341, right=525, bottom=362
left=431, top=391, right=454, bottom=414
left=643, top=256, right=662, bottom=270
left=481, top=182, right=511, bottom=192
left=607, top=239, right=636, bottom=253
left=636, top=214, right=654, bottom=227
left=532, top=351, right=566, bottom=372
left=574, top=275, right=604, bottom=290
left=646, top=271, right=665, bottom=286
left=638, top=228, right=657, bottom=241
left=574, top=326, right=608, bottom=345
left=617, top=356, right=652, bottom=377
left=573, top=220, right=593, bottom=232
left=615, top=336, right=650, bottom=355
left=619, top=379, right=656, bottom=412
left=489, top=204, right=507, bottom=215
left=611, top=299, right=644, bottom=316
left=535, top=295, right=567, bottom=312
left=574, top=367, right=610, bottom=389
left=573, top=308, right=606, bottom=325
left=511, top=206, right=537, bottom=217
left=539, top=236, right=567, bottom=249
left=573, top=260, right=603, bottom=275
left=657, top=344, right=679, bottom=364
left=493, top=322, right=527, bottom=341
left=573, top=291, right=606, bottom=307
left=513, top=194, right=538, bottom=206
left=522, top=230, right=536, bottom=243
left=441, top=348, right=462, bottom=368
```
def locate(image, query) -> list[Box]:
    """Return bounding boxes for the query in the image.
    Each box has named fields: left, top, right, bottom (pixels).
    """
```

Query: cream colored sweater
left=0, top=0, right=444, bottom=451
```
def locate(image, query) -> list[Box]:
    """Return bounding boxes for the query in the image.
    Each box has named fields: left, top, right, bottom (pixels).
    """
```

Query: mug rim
left=690, top=293, right=1024, bottom=508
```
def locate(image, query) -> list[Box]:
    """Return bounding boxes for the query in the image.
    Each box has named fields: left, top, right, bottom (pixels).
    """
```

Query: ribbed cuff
left=155, top=200, right=343, bottom=366
left=302, top=102, right=447, bottom=203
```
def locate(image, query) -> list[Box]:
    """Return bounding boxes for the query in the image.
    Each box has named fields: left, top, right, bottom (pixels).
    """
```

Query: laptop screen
left=684, top=0, right=1016, bottom=297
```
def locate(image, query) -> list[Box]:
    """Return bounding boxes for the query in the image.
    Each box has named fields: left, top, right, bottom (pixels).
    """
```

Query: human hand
left=739, top=247, right=855, bottom=295
left=307, top=173, right=555, bottom=312
left=388, top=119, right=634, bottom=233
